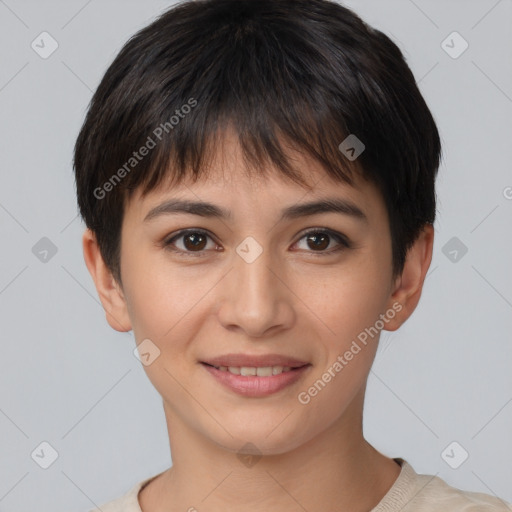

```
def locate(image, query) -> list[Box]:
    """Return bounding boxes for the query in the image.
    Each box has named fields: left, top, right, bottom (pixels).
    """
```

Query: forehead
left=123, top=127, right=384, bottom=222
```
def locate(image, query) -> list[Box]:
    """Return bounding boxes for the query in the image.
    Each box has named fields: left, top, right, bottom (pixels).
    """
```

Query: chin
left=206, top=421, right=311, bottom=457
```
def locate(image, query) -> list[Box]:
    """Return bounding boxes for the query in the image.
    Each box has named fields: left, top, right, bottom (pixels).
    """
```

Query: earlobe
left=384, top=224, right=434, bottom=331
left=82, top=228, right=132, bottom=332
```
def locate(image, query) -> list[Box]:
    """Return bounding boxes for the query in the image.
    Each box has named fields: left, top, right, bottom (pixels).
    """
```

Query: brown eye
left=182, top=232, right=207, bottom=251
left=295, top=229, right=350, bottom=254
left=305, top=232, right=330, bottom=251
left=164, top=229, right=217, bottom=256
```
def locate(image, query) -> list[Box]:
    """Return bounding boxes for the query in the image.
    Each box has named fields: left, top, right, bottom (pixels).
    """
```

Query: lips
left=199, top=353, right=311, bottom=397
left=201, top=361, right=311, bottom=397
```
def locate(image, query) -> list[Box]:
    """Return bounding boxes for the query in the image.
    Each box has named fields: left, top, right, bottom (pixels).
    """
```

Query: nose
left=216, top=240, right=295, bottom=338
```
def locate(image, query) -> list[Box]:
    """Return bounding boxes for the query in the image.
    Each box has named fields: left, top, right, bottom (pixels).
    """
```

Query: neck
left=139, top=388, right=401, bottom=512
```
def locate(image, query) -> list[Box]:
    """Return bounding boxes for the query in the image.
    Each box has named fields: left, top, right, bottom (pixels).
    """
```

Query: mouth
left=200, top=353, right=309, bottom=369
left=199, top=354, right=312, bottom=397
left=201, top=362, right=307, bottom=376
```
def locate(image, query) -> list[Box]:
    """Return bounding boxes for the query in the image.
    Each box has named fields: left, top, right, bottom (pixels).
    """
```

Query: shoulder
left=412, top=472, right=512, bottom=511
left=86, top=488, right=139, bottom=512
left=85, top=472, right=161, bottom=512
left=374, top=459, right=512, bottom=512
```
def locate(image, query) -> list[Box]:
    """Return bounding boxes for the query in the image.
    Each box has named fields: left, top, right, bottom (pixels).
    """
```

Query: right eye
left=163, top=229, right=221, bottom=257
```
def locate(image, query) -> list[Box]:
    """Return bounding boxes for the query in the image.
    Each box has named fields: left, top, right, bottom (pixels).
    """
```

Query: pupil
left=185, top=233, right=206, bottom=251
left=307, top=233, right=329, bottom=251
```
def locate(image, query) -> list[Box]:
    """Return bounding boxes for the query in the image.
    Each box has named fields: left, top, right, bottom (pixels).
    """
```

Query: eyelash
left=162, top=228, right=351, bottom=258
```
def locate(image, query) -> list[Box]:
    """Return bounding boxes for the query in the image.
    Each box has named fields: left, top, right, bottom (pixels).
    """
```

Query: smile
left=201, top=362, right=311, bottom=397
left=206, top=364, right=295, bottom=376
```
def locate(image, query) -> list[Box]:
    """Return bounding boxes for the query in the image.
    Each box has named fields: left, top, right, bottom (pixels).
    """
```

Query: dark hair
left=73, top=0, right=442, bottom=285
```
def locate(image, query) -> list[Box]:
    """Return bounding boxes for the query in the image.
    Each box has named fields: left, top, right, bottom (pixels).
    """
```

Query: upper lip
left=201, top=353, right=310, bottom=368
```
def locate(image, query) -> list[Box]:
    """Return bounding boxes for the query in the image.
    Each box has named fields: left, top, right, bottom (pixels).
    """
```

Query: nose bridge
left=218, top=235, right=293, bottom=337
left=237, top=241, right=275, bottom=304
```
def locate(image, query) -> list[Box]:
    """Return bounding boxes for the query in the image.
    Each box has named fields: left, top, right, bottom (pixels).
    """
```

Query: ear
left=384, top=224, right=434, bottom=331
left=82, top=228, right=132, bottom=332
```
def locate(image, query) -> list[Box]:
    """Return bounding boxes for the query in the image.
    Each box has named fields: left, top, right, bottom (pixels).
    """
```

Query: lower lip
left=201, top=363, right=311, bottom=397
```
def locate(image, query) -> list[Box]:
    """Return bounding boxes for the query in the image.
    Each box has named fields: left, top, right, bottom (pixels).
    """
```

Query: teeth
left=212, top=365, right=296, bottom=376
left=256, top=367, right=272, bottom=377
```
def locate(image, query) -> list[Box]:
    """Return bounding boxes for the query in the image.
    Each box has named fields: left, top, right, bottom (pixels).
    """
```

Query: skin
left=83, top=129, right=434, bottom=512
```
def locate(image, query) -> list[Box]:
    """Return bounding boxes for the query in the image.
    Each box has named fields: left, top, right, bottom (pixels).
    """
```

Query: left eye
left=294, top=229, right=350, bottom=254
left=163, top=228, right=350, bottom=256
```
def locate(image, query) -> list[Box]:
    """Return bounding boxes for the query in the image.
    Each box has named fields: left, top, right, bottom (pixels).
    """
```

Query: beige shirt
left=89, top=458, right=512, bottom=511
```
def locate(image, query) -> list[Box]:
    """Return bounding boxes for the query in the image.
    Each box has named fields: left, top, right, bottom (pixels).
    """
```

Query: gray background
left=0, top=0, right=511, bottom=510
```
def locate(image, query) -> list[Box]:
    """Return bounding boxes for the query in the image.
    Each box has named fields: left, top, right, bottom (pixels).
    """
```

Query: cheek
left=123, top=262, right=203, bottom=406
left=293, top=266, right=390, bottom=427
left=121, top=247, right=205, bottom=339
left=294, top=260, right=391, bottom=348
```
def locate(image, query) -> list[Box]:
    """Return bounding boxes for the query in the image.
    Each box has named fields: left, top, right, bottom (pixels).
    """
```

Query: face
left=112, top=132, right=405, bottom=456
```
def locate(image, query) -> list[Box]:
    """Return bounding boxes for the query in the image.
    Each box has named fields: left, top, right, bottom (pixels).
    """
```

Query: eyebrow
left=143, top=197, right=368, bottom=223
